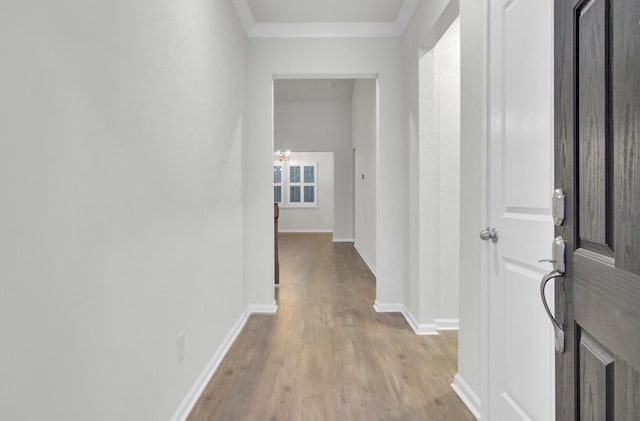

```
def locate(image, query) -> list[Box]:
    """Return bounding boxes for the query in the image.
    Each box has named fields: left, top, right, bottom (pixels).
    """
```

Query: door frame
left=476, top=1, right=491, bottom=419
left=452, top=0, right=491, bottom=417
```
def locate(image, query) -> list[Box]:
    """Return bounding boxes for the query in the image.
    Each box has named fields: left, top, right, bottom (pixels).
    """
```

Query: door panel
left=503, top=0, right=553, bottom=209
left=555, top=0, right=640, bottom=419
left=489, top=0, right=555, bottom=419
left=614, top=358, right=640, bottom=420
left=578, top=332, right=614, bottom=420
left=577, top=0, right=612, bottom=255
left=504, top=263, right=553, bottom=404
left=613, top=0, right=640, bottom=274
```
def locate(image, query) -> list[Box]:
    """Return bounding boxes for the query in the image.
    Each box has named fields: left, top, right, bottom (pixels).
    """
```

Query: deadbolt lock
left=552, top=188, right=565, bottom=226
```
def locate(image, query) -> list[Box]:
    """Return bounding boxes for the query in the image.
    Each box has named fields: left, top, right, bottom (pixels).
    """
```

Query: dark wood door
left=555, top=0, right=640, bottom=418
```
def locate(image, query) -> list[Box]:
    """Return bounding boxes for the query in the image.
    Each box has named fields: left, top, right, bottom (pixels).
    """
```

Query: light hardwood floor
left=188, top=233, right=475, bottom=420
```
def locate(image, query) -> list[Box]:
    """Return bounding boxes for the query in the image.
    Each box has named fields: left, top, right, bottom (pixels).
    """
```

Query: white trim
left=231, top=0, right=255, bottom=34
left=435, top=318, right=459, bottom=331
left=451, top=373, right=482, bottom=420
left=372, top=302, right=439, bottom=336
left=248, top=22, right=401, bottom=38
left=353, top=242, right=376, bottom=276
left=395, top=0, right=420, bottom=34
left=478, top=1, right=491, bottom=419
left=170, top=303, right=278, bottom=420
left=247, top=302, right=278, bottom=314
left=372, top=300, right=403, bottom=313
left=401, top=306, right=439, bottom=335
left=278, top=229, right=333, bottom=234
left=332, top=237, right=354, bottom=243
left=170, top=309, right=251, bottom=421
left=232, top=0, right=419, bottom=38
left=274, top=73, right=378, bottom=81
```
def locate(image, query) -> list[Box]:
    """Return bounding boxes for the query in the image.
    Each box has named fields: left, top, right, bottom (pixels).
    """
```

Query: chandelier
left=274, top=150, right=291, bottom=161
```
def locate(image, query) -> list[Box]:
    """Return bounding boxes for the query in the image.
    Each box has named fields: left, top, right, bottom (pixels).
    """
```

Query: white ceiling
left=247, top=0, right=405, bottom=23
left=232, top=0, right=419, bottom=38
left=274, top=79, right=355, bottom=103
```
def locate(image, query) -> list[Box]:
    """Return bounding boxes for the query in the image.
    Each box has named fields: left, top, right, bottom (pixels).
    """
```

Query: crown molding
left=232, top=0, right=419, bottom=38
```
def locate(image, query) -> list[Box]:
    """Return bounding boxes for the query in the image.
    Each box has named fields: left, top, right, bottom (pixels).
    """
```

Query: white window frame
left=274, top=160, right=317, bottom=208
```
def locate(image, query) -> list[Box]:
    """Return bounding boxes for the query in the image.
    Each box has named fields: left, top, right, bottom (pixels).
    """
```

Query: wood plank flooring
left=188, top=233, right=475, bottom=420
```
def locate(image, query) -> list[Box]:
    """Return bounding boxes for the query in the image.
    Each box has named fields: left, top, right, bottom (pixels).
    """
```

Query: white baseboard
left=278, top=229, right=333, bottom=233
left=374, top=302, right=452, bottom=336
left=353, top=243, right=376, bottom=276
left=435, top=318, right=460, bottom=331
left=451, top=373, right=482, bottom=420
left=170, top=309, right=251, bottom=421
left=247, top=301, right=278, bottom=314
left=170, top=303, right=277, bottom=420
left=373, top=300, right=403, bottom=313
left=402, top=306, right=439, bottom=335
left=332, top=237, right=354, bottom=243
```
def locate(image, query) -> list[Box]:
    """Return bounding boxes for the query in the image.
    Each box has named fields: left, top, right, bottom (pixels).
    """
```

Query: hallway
left=188, top=234, right=474, bottom=420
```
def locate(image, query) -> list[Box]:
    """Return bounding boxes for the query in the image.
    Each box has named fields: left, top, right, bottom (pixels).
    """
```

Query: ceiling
left=274, top=79, right=355, bottom=103
left=247, top=0, right=405, bottom=23
left=232, top=0, right=419, bottom=38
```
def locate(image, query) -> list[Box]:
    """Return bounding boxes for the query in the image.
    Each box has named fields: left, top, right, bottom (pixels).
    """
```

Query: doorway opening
left=271, top=78, right=378, bottom=293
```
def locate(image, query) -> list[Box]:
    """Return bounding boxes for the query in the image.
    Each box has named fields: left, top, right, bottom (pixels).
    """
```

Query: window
left=273, top=160, right=317, bottom=208
left=273, top=164, right=283, bottom=204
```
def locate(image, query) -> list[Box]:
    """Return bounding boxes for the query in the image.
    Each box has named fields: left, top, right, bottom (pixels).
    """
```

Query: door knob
left=479, top=228, right=499, bottom=242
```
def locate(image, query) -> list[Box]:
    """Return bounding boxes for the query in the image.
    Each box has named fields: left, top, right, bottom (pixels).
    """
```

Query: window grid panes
left=274, top=159, right=317, bottom=208
left=304, top=186, right=315, bottom=203
left=304, top=166, right=314, bottom=183
left=274, top=186, right=282, bottom=203
left=273, top=165, right=283, bottom=203
left=290, top=166, right=300, bottom=183
left=274, top=166, right=282, bottom=183
left=290, top=186, right=301, bottom=202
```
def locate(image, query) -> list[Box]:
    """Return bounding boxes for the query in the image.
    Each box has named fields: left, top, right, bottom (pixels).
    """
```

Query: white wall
left=406, top=0, right=483, bottom=414
left=245, top=38, right=406, bottom=309
left=455, top=0, right=488, bottom=415
left=352, top=79, right=377, bottom=272
left=277, top=152, right=334, bottom=232
left=0, top=1, right=248, bottom=420
left=274, top=101, right=352, bottom=239
left=403, top=0, right=459, bottom=334
left=435, top=18, right=461, bottom=324
left=417, top=23, right=463, bottom=329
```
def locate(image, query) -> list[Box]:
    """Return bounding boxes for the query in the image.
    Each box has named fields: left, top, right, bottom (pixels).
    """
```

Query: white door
left=487, top=0, right=555, bottom=420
